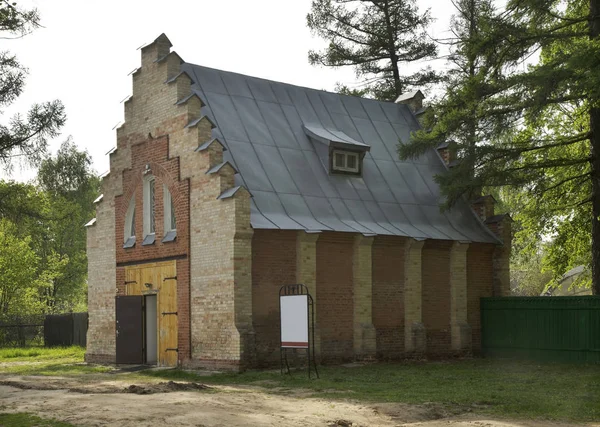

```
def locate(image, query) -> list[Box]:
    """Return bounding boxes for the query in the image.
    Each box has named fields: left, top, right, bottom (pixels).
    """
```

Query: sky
left=5, top=0, right=458, bottom=181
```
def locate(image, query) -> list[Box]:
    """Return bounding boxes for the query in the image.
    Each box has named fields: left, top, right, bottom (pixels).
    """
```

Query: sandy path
left=0, top=376, right=595, bottom=427
left=0, top=382, right=392, bottom=427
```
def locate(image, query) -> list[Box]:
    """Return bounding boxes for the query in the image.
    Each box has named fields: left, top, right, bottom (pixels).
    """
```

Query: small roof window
left=333, top=150, right=360, bottom=173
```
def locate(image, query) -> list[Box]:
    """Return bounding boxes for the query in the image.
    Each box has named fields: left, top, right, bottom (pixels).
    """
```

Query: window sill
left=162, top=230, right=177, bottom=243
left=142, top=234, right=156, bottom=246
left=123, top=236, right=136, bottom=249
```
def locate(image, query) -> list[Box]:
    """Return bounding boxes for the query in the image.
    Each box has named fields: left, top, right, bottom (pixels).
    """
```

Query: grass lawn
left=2, top=347, right=600, bottom=422
left=0, top=346, right=113, bottom=376
left=0, top=346, right=85, bottom=361
left=0, top=413, right=75, bottom=427
left=141, top=359, right=600, bottom=422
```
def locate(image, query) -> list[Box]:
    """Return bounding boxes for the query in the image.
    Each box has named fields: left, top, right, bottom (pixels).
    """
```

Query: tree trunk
left=591, top=106, right=600, bottom=295
left=590, top=0, right=600, bottom=295
left=466, top=0, right=480, bottom=200
left=382, top=0, right=402, bottom=98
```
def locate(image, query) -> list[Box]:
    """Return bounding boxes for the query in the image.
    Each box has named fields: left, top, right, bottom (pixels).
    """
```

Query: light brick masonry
left=296, top=231, right=321, bottom=359
left=403, top=239, right=426, bottom=355
left=352, top=235, right=376, bottom=358
left=450, top=242, right=472, bottom=352
left=85, top=34, right=510, bottom=369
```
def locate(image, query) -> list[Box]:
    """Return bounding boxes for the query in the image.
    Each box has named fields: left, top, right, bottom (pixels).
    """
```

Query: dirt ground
left=0, top=374, right=595, bottom=427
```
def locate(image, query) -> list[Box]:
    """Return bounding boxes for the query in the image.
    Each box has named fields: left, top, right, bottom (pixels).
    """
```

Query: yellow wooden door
left=125, top=266, right=142, bottom=296
left=124, top=261, right=178, bottom=367
left=157, top=262, right=178, bottom=366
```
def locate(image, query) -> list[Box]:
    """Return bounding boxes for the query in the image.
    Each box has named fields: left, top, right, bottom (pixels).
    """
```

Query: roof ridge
left=183, top=62, right=403, bottom=106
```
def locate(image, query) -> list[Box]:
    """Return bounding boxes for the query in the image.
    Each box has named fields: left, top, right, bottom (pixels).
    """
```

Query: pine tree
left=413, top=0, right=496, bottom=198
left=307, top=0, right=438, bottom=100
left=400, top=0, right=600, bottom=294
left=0, top=1, right=65, bottom=170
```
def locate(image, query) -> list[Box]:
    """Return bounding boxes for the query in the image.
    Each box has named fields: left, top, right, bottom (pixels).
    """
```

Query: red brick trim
left=281, top=342, right=308, bottom=348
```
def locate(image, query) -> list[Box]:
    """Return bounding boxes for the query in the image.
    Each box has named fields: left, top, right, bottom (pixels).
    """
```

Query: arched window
left=123, top=196, right=136, bottom=248
left=163, top=184, right=177, bottom=243
left=143, top=175, right=156, bottom=245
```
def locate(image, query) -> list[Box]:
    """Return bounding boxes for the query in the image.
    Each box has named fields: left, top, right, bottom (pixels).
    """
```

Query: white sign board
left=280, top=295, right=309, bottom=348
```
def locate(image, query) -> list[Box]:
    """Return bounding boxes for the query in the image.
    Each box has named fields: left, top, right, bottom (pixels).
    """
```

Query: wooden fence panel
left=72, top=313, right=88, bottom=347
left=481, top=297, right=600, bottom=363
left=44, top=313, right=88, bottom=347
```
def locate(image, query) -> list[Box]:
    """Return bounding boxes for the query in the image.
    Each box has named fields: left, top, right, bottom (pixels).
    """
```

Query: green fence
left=481, top=296, right=600, bottom=363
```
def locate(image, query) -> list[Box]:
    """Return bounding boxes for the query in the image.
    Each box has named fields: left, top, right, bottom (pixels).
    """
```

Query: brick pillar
left=353, top=235, right=376, bottom=359
left=233, top=224, right=255, bottom=367
left=449, top=242, right=472, bottom=352
left=296, top=231, right=321, bottom=359
left=404, top=239, right=426, bottom=354
left=486, top=215, right=512, bottom=296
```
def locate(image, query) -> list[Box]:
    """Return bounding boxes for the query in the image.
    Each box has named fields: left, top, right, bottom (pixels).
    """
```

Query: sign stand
left=279, top=284, right=319, bottom=379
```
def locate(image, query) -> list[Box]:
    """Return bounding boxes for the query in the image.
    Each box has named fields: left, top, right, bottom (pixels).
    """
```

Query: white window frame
left=163, top=184, right=176, bottom=233
left=124, top=195, right=136, bottom=242
left=143, top=175, right=156, bottom=237
left=332, top=150, right=360, bottom=173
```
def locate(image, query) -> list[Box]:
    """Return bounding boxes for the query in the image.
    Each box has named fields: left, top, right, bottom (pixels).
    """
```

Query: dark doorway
left=145, top=294, right=158, bottom=364
left=115, top=296, right=144, bottom=364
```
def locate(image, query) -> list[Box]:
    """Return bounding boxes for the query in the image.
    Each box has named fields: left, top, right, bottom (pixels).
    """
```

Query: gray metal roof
left=182, top=63, right=498, bottom=243
left=395, top=90, right=424, bottom=103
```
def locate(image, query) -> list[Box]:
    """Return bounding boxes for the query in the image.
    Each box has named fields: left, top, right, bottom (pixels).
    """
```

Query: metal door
left=115, top=295, right=144, bottom=364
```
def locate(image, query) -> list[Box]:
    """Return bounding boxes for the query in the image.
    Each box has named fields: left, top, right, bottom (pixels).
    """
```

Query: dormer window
left=333, top=150, right=360, bottom=173
left=302, top=124, right=370, bottom=177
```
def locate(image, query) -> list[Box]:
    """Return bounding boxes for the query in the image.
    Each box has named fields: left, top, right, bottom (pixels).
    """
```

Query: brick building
left=85, top=34, right=511, bottom=369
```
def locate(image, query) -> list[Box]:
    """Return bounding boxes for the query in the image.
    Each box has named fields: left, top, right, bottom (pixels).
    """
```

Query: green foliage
left=400, top=0, right=600, bottom=291
left=38, top=138, right=99, bottom=199
left=511, top=252, right=554, bottom=296
left=0, top=181, right=48, bottom=239
left=0, top=5, right=89, bottom=314
left=0, top=219, right=39, bottom=314
left=307, top=0, right=438, bottom=100
left=0, top=1, right=65, bottom=172
left=35, top=139, right=99, bottom=312
left=333, top=82, right=370, bottom=98
left=0, top=141, right=98, bottom=314
left=0, top=1, right=39, bottom=34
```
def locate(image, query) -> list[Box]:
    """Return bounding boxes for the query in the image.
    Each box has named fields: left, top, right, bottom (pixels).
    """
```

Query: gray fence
left=44, top=313, right=88, bottom=347
left=0, top=314, right=45, bottom=347
left=0, top=312, right=88, bottom=347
